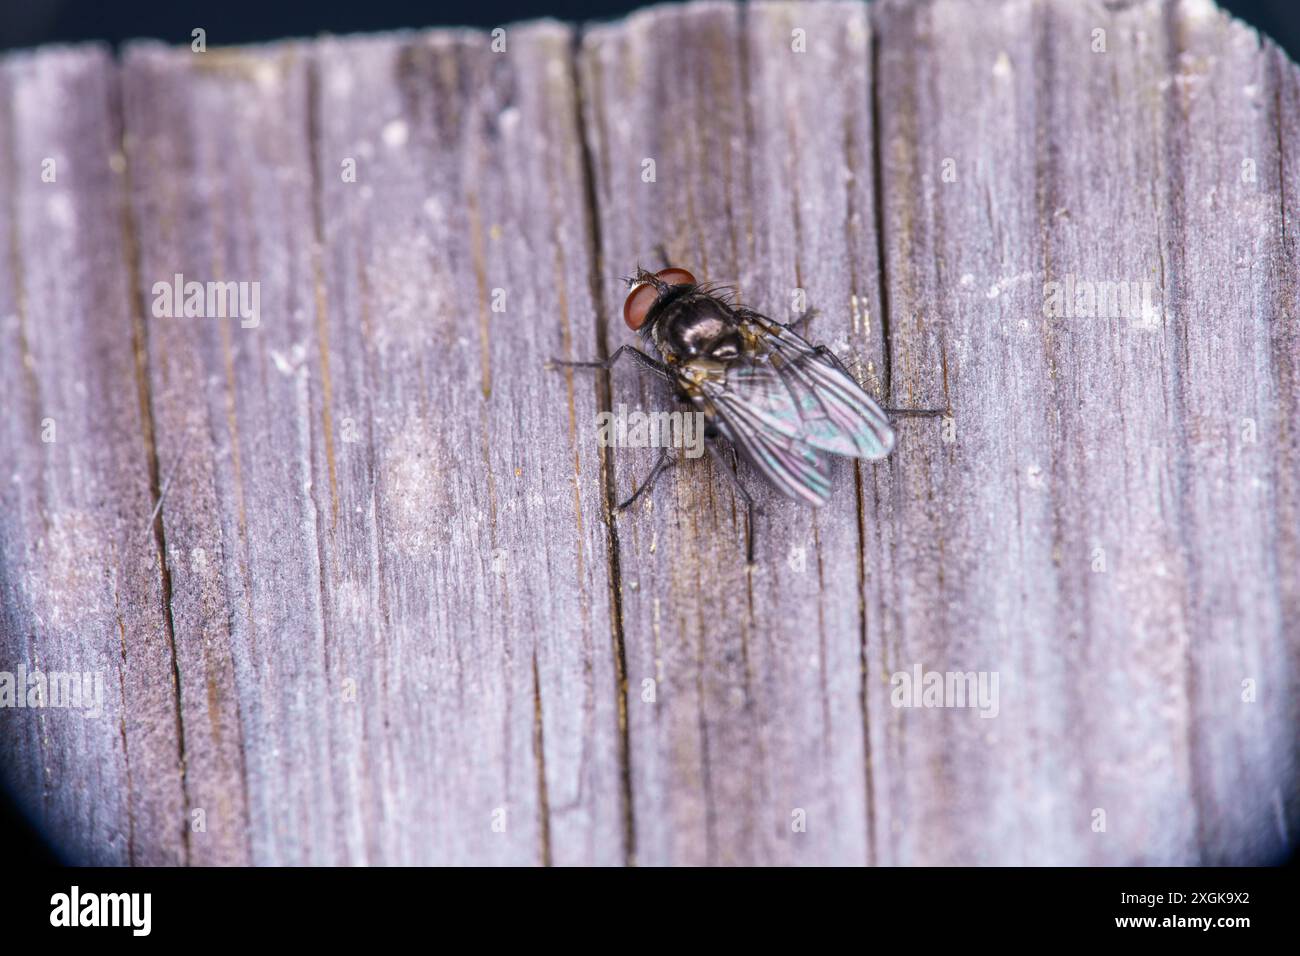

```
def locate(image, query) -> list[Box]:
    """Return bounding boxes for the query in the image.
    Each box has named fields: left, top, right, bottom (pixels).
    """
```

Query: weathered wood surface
left=1, top=0, right=1296, bottom=865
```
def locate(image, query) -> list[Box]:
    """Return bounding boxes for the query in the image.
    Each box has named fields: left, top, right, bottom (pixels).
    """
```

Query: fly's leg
left=785, top=307, right=820, bottom=333
left=707, top=442, right=758, bottom=565
left=548, top=345, right=673, bottom=382
left=553, top=347, right=680, bottom=513
left=617, top=449, right=675, bottom=512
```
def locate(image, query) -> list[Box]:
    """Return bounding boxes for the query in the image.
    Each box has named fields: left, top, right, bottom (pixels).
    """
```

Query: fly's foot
left=615, top=449, right=676, bottom=513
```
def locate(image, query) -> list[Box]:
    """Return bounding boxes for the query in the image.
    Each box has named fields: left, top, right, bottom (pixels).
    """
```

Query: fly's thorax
left=651, top=294, right=744, bottom=363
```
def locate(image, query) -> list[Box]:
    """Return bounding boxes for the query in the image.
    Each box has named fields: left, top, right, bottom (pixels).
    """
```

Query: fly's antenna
left=623, top=267, right=666, bottom=291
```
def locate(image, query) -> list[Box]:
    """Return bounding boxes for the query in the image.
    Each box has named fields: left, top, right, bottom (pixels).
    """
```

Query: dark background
left=2, top=0, right=1297, bottom=866
left=0, top=0, right=1297, bottom=60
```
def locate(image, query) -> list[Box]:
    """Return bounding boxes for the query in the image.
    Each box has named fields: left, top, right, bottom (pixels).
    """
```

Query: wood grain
left=1, top=0, right=1296, bottom=865
left=1, top=46, right=186, bottom=866
left=870, top=0, right=1299, bottom=865
left=579, top=0, right=886, bottom=865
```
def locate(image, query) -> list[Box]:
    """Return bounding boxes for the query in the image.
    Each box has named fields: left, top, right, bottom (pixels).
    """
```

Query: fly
left=551, top=264, right=945, bottom=562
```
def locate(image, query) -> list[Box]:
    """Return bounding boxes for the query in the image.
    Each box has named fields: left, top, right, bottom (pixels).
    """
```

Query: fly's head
left=622, top=266, right=743, bottom=365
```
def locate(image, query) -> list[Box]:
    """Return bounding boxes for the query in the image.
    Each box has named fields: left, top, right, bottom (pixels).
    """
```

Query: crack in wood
left=112, top=61, right=193, bottom=867
left=572, top=27, right=638, bottom=867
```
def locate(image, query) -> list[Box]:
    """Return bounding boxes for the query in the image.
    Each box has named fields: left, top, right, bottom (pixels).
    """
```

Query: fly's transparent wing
left=696, top=364, right=833, bottom=506
left=738, top=310, right=895, bottom=460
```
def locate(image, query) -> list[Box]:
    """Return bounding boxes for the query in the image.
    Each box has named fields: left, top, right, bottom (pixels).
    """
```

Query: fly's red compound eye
left=655, top=267, right=697, bottom=287
left=623, top=267, right=698, bottom=331
left=623, top=282, right=659, bottom=331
